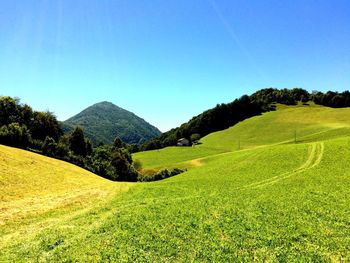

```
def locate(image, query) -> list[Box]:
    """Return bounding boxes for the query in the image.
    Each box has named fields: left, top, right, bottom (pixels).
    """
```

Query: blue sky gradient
left=0, top=0, right=350, bottom=131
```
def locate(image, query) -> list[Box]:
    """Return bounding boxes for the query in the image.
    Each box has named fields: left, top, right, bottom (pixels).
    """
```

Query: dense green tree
left=58, top=134, right=70, bottom=147
left=141, top=139, right=162, bottom=151
left=42, top=136, right=57, bottom=157
left=88, top=146, right=115, bottom=180
left=55, top=142, right=70, bottom=159
left=30, top=111, right=62, bottom=141
left=86, top=145, right=137, bottom=181
left=133, top=159, right=142, bottom=171
left=190, top=133, right=201, bottom=143
left=127, top=144, right=140, bottom=153
left=85, top=139, right=93, bottom=156
left=19, top=104, right=34, bottom=127
left=110, top=151, right=130, bottom=180
left=110, top=150, right=137, bottom=181
left=290, top=88, right=309, bottom=102
left=0, top=123, right=31, bottom=148
left=69, top=127, right=87, bottom=157
left=311, top=90, right=350, bottom=108
left=0, top=96, right=20, bottom=126
left=113, top=136, right=126, bottom=149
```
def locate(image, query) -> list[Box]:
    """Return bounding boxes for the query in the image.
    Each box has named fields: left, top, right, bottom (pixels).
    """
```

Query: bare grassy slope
left=0, top=144, right=130, bottom=226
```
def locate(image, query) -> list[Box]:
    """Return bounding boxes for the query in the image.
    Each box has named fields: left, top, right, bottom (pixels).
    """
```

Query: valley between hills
left=1, top=102, right=350, bottom=261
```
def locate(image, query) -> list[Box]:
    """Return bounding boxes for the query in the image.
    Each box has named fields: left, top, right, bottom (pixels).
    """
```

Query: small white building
left=177, top=138, right=190, bottom=146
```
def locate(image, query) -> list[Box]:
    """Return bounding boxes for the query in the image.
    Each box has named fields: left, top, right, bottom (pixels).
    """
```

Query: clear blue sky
left=1, top=0, right=350, bottom=131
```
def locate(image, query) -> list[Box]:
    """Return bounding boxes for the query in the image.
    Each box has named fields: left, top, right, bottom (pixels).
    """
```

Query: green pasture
left=1, top=104, right=350, bottom=261
left=134, top=104, right=350, bottom=171
left=201, top=103, right=350, bottom=151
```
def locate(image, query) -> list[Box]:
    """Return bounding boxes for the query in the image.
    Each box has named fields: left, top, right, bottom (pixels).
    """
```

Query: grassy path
left=245, top=142, right=324, bottom=189
left=1, top=139, right=350, bottom=261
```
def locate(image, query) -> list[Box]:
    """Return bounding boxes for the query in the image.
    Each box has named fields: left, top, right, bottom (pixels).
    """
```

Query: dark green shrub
left=42, top=136, right=57, bottom=157
left=138, top=168, right=185, bottom=182
left=69, top=127, right=87, bottom=157
left=0, top=123, right=31, bottom=148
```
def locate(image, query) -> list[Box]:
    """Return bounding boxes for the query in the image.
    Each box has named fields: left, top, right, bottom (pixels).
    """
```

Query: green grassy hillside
left=1, top=104, right=350, bottom=261
left=0, top=145, right=130, bottom=252
left=134, top=103, right=350, bottom=170
left=202, top=103, right=350, bottom=150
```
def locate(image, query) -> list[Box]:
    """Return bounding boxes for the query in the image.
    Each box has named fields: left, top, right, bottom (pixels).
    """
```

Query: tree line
left=249, top=88, right=350, bottom=108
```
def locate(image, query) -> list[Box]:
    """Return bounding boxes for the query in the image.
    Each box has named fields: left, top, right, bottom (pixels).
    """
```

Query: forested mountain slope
left=63, top=101, right=161, bottom=145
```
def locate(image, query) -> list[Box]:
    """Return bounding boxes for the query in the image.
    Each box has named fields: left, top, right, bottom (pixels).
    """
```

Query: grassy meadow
left=134, top=103, right=350, bottom=171
left=201, top=103, right=350, bottom=151
left=1, top=104, right=350, bottom=261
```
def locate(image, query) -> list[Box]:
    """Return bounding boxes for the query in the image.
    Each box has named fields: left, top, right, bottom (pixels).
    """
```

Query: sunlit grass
left=1, top=104, right=350, bottom=261
left=133, top=145, right=227, bottom=171
left=0, top=144, right=131, bottom=252
left=135, top=104, right=350, bottom=171
left=201, top=103, right=350, bottom=151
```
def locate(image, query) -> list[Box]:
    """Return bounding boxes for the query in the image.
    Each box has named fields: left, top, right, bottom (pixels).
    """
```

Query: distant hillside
left=140, top=88, right=350, bottom=151
left=63, top=101, right=161, bottom=145
left=134, top=102, right=350, bottom=171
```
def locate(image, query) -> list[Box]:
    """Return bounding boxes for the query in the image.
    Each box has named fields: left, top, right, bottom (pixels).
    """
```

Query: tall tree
left=113, top=136, right=126, bottom=149
left=30, top=111, right=62, bottom=141
left=0, top=96, right=20, bottom=126
left=69, top=127, right=87, bottom=157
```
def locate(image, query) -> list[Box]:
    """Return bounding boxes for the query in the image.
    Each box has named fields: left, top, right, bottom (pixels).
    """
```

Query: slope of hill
left=63, top=101, right=161, bottom=145
left=1, top=104, right=350, bottom=261
left=0, top=145, right=130, bottom=248
left=201, top=103, right=350, bottom=151
left=134, top=103, right=350, bottom=170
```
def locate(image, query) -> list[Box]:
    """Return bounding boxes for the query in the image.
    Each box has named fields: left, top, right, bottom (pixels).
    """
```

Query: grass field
left=201, top=103, right=350, bottom=151
left=0, top=145, right=131, bottom=256
left=1, top=104, right=350, bottom=261
left=134, top=103, right=350, bottom=171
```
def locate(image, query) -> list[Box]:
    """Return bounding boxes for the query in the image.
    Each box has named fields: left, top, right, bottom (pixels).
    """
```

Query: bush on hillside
left=138, top=168, right=185, bottom=182
left=133, top=159, right=142, bottom=171
left=0, top=123, right=31, bottom=148
left=190, top=133, right=201, bottom=143
left=42, top=136, right=57, bottom=157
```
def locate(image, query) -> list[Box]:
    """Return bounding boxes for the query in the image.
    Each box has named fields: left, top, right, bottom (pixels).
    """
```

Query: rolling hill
left=134, top=103, right=350, bottom=170
left=0, top=144, right=130, bottom=224
left=1, top=103, right=350, bottom=261
left=62, top=101, right=161, bottom=145
left=0, top=144, right=130, bottom=258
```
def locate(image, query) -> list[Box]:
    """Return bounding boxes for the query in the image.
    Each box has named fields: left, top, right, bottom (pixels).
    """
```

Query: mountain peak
left=63, top=102, right=161, bottom=145
left=92, top=101, right=121, bottom=109
left=94, top=101, right=115, bottom=106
